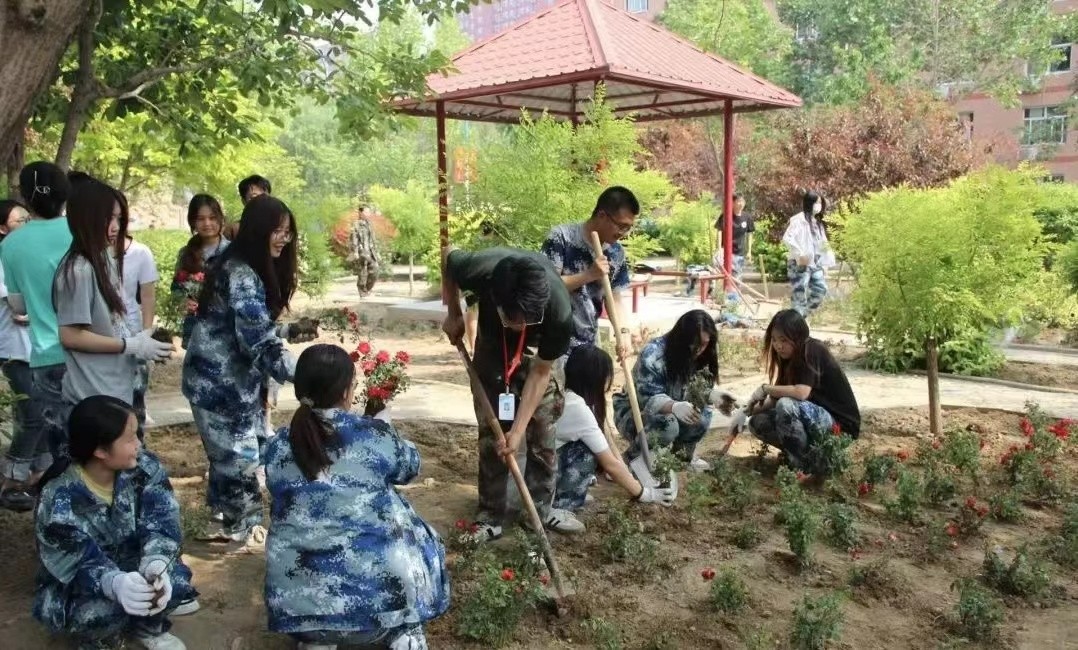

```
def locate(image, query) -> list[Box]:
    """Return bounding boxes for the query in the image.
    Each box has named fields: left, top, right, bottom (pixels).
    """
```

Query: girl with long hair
left=613, top=309, right=731, bottom=472
left=181, top=195, right=316, bottom=547
left=782, top=190, right=835, bottom=317
left=263, top=344, right=447, bottom=650
left=0, top=200, right=47, bottom=512
left=553, top=344, right=675, bottom=515
left=53, top=178, right=172, bottom=460
left=34, top=395, right=197, bottom=650
left=173, top=194, right=230, bottom=346
left=747, top=309, right=860, bottom=474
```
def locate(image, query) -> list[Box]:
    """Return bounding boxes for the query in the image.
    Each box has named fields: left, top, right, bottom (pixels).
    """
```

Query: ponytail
left=288, top=403, right=339, bottom=481
left=287, top=344, right=356, bottom=481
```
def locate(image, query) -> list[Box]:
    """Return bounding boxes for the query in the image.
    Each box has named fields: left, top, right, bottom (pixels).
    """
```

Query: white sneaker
left=132, top=631, right=186, bottom=650
left=584, top=493, right=595, bottom=504
left=467, top=522, right=503, bottom=543
left=195, top=521, right=232, bottom=542
left=171, top=598, right=200, bottom=616
left=241, top=524, right=268, bottom=550
left=690, top=457, right=712, bottom=473
left=211, top=511, right=224, bottom=522
left=543, top=508, right=586, bottom=534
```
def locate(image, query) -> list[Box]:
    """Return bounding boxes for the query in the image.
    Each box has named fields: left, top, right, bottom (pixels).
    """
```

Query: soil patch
left=996, top=360, right=1078, bottom=391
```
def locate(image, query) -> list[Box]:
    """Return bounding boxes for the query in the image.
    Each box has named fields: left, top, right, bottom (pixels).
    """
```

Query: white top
left=554, top=390, right=609, bottom=454
left=119, top=240, right=159, bottom=332
left=782, top=212, right=836, bottom=268
left=0, top=264, right=30, bottom=361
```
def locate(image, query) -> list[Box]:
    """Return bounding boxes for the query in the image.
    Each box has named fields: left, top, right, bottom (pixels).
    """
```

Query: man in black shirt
left=713, top=193, right=755, bottom=302
left=442, top=246, right=585, bottom=539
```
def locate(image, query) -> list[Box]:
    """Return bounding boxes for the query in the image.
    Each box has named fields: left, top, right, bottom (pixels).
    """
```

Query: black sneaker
left=0, top=488, right=34, bottom=512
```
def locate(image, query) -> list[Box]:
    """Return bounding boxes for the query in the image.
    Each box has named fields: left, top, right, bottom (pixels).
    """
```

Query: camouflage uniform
left=33, top=451, right=197, bottom=644
left=349, top=217, right=379, bottom=297
left=472, top=351, right=564, bottom=524
left=613, top=337, right=713, bottom=460
left=263, top=409, right=448, bottom=643
left=182, top=258, right=295, bottom=538
left=749, top=397, right=835, bottom=471
left=552, top=440, right=595, bottom=511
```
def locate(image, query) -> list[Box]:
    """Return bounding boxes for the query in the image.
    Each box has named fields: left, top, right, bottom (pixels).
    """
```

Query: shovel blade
left=629, top=455, right=658, bottom=489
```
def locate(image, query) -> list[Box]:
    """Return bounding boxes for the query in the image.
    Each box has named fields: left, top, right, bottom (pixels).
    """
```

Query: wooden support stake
left=926, top=337, right=942, bottom=435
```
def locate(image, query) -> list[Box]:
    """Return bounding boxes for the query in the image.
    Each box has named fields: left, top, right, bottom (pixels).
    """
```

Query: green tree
left=368, top=181, right=439, bottom=295
left=657, top=195, right=715, bottom=267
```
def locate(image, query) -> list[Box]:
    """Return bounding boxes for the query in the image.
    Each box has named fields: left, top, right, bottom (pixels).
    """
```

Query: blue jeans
left=1, top=359, right=49, bottom=481
left=32, top=363, right=67, bottom=462
left=749, top=397, right=835, bottom=470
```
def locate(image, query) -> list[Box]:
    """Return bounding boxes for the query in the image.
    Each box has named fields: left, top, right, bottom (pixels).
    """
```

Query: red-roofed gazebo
left=393, top=0, right=801, bottom=280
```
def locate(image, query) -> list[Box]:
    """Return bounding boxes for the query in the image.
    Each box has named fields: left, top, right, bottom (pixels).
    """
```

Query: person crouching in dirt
left=263, top=344, right=447, bottom=650
left=746, top=309, right=860, bottom=474
left=614, top=310, right=733, bottom=473
left=34, top=395, right=197, bottom=650
left=442, top=246, right=586, bottom=540
left=553, top=344, right=675, bottom=515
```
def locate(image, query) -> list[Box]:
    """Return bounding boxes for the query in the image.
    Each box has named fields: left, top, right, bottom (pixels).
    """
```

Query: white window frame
left=625, top=0, right=648, bottom=14
left=1023, top=106, right=1068, bottom=145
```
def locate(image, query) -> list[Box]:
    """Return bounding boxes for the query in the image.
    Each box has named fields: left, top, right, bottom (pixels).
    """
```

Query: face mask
left=812, top=202, right=822, bottom=215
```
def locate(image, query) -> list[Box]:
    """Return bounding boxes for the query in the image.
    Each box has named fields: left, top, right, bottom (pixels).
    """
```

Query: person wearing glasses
left=441, top=246, right=584, bottom=540
left=182, top=195, right=317, bottom=549
left=541, top=186, right=638, bottom=366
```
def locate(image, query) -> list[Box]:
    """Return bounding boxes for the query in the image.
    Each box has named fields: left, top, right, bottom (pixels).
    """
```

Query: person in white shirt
left=552, top=344, right=675, bottom=518
left=781, top=190, right=834, bottom=317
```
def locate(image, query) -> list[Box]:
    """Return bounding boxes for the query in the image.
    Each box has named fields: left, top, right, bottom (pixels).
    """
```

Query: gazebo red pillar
left=722, top=99, right=735, bottom=290
left=437, top=100, right=449, bottom=303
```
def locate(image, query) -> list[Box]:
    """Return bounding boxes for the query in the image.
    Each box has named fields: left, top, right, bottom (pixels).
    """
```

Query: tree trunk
left=5, top=126, right=26, bottom=198
left=0, top=1, right=93, bottom=173
left=926, top=337, right=942, bottom=435
left=54, top=0, right=103, bottom=171
left=408, top=252, right=414, bottom=296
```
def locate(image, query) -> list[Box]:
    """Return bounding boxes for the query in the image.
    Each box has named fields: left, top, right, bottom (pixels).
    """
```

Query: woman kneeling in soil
left=553, top=345, right=676, bottom=513
left=264, top=344, right=448, bottom=650
left=747, top=309, right=860, bottom=472
left=614, top=309, right=730, bottom=473
left=34, top=395, right=197, bottom=650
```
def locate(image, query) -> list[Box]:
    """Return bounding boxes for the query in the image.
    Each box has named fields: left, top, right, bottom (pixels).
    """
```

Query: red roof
left=394, top=0, right=801, bottom=123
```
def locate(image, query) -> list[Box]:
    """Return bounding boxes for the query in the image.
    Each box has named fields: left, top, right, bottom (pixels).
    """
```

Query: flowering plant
left=174, top=270, right=205, bottom=303
left=352, top=340, right=411, bottom=416
left=320, top=306, right=364, bottom=345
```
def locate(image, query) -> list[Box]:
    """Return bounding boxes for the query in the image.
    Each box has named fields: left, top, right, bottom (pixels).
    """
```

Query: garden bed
left=1, top=406, right=1075, bottom=649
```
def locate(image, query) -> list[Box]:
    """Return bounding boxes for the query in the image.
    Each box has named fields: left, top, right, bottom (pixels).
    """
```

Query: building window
left=957, top=112, right=974, bottom=141
left=1024, top=106, right=1068, bottom=145
left=1049, top=37, right=1072, bottom=73
left=625, top=0, right=648, bottom=13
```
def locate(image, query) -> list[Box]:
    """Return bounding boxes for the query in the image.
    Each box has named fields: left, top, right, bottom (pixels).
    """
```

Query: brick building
left=951, top=0, right=1077, bottom=181
left=458, top=0, right=667, bottom=42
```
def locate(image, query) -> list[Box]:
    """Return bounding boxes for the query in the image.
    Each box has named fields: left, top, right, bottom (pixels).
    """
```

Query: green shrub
left=952, top=579, right=1004, bottom=642
left=790, top=592, right=844, bottom=650
left=824, top=503, right=860, bottom=551
left=732, top=521, right=763, bottom=550
left=708, top=568, right=749, bottom=614
left=982, top=546, right=1052, bottom=598
left=600, top=504, right=662, bottom=576
left=1052, top=504, right=1078, bottom=568
left=884, top=468, right=923, bottom=523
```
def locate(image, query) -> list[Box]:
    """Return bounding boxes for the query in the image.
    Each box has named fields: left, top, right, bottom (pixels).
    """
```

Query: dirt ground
left=996, top=360, right=1078, bottom=392
left=2, top=404, right=1076, bottom=649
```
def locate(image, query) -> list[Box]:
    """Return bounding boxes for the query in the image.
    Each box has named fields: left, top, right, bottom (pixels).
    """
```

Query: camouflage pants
left=191, top=406, right=265, bottom=537
left=471, top=350, right=564, bottom=525
left=291, top=624, right=428, bottom=649
left=749, top=397, right=834, bottom=470
left=787, top=260, right=828, bottom=317
left=356, top=256, right=378, bottom=296
left=613, top=397, right=713, bottom=461
left=553, top=440, right=596, bottom=512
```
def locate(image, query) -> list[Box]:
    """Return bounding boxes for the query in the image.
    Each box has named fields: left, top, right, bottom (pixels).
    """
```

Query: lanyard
left=502, top=325, right=527, bottom=391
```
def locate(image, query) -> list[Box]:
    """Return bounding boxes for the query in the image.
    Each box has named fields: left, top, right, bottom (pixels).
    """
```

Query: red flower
left=469, top=523, right=479, bottom=534
left=1044, top=467, right=1056, bottom=479
left=701, top=568, right=715, bottom=581
left=945, top=523, right=959, bottom=537
left=965, top=496, right=978, bottom=510
left=1050, top=419, right=1071, bottom=441
left=361, top=360, right=377, bottom=375
left=1024, top=442, right=1035, bottom=451
left=500, top=568, right=515, bottom=581
left=454, top=519, right=468, bottom=531
left=849, top=547, right=862, bottom=561
left=395, top=350, right=410, bottom=364
left=795, top=471, right=807, bottom=482
left=831, top=423, right=842, bottom=436
left=1020, top=418, right=1034, bottom=437
left=357, top=341, right=372, bottom=355
left=376, top=350, right=390, bottom=364
left=857, top=482, right=871, bottom=497
left=932, top=439, right=942, bottom=450
left=175, top=270, right=189, bottom=282
left=1000, top=454, right=1011, bottom=466
left=539, top=574, right=550, bottom=585
left=191, top=272, right=205, bottom=283
left=368, top=386, right=389, bottom=401
left=976, top=506, right=989, bottom=518
left=347, top=311, right=358, bottom=324
left=896, top=450, right=909, bottom=462
left=349, top=350, right=361, bottom=362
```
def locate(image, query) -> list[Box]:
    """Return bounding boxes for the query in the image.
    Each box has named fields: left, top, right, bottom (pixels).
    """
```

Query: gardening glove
left=728, top=408, right=750, bottom=435
left=124, top=329, right=173, bottom=362
left=708, top=388, right=739, bottom=415
left=749, top=384, right=769, bottom=405
left=285, top=317, right=320, bottom=343
left=637, top=485, right=676, bottom=507
left=108, top=571, right=156, bottom=616
left=671, top=401, right=700, bottom=425
left=140, top=559, right=172, bottom=616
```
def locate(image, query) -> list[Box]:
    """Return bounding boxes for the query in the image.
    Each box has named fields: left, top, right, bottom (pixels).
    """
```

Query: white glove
left=729, top=408, right=750, bottom=434
left=374, top=407, right=392, bottom=423
left=709, top=388, right=739, bottom=414
left=671, top=401, right=700, bottom=425
left=750, top=384, right=769, bottom=404
left=141, top=559, right=172, bottom=615
left=124, top=329, right=172, bottom=362
left=637, top=485, right=676, bottom=506
left=110, top=571, right=156, bottom=616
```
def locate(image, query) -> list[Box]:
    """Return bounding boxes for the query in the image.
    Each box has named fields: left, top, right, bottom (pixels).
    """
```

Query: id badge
left=498, top=392, right=516, bottom=421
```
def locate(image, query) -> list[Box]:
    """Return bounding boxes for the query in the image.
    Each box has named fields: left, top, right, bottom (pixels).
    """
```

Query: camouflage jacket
left=263, top=409, right=449, bottom=634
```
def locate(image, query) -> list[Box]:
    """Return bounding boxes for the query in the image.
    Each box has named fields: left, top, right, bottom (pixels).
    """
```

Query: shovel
left=453, top=342, right=569, bottom=604
left=588, top=232, right=661, bottom=490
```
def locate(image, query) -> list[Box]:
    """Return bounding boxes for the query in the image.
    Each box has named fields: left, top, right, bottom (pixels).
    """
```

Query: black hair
left=0, top=199, right=28, bottom=242
left=733, top=193, right=743, bottom=201
left=763, top=309, right=816, bottom=385
left=178, top=194, right=227, bottom=274
left=592, top=185, right=640, bottom=219
left=238, top=175, right=272, bottom=201
left=68, top=395, right=135, bottom=465
left=662, top=309, right=719, bottom=386
left=289, top=344, right=355, bottom=481
left=197, top=194, right=297, bottom=320
left=490, top=254, right=549, bottom=324
left=18, top=161, right=70, bottom=219
left=59, top=178, right=127, bottom=316
left=564, top=344, right=614, bottom=431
